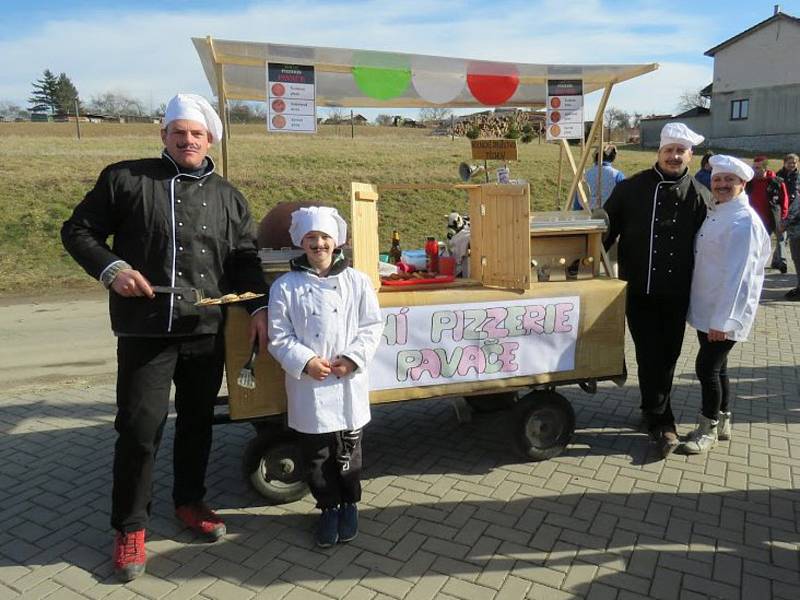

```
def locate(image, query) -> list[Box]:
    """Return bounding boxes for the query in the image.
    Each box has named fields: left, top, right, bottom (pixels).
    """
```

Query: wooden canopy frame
left=192, top=36, right=658, bottom=220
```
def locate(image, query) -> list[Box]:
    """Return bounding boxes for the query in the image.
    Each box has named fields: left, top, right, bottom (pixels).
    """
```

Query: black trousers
left=298, top=429, right=363, bottom=509
left=789, top=236, right=800, bottom=288
left=111, top=334, right=224, bottom=533
left=695, top=331, right=736, bottom=421
left=625, top=293, right=689, bottom=432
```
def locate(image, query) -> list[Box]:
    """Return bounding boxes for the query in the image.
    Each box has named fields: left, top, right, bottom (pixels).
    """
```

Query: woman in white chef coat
left=684, top=155, right=771, bottom=454
left=268, top=206, right=383, bottom=547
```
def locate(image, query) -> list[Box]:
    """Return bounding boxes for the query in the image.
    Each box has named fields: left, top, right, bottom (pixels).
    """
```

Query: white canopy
left=192, top=37, right=658, bottom=108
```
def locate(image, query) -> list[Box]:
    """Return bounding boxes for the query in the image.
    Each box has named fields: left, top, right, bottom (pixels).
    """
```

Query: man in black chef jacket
left=61, top=93, right=269, bottom=581
left=603, top=122, right=711, bottom=457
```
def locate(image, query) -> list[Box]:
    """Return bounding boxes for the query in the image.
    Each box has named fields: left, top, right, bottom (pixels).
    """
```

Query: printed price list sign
left=546, top=79, right=584, bottom=141
left=267, top=63, right=316, bottom=133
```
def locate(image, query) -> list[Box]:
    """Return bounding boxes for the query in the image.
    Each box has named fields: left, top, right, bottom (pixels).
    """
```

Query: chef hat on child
left=659, top=122, right=705, bottom=149
left=289, top=206, right=348, bottom=248
left=162, top=93, right=224, bottom=143
left=709, top=154, right=755, bottom=182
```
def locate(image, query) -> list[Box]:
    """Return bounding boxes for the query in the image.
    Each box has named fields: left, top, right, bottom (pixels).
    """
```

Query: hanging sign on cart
left=370, top=296, right=580, bottom=391
left=267, top=63, right=317, bottom=133
left=546, top=79, right=584, bottom=141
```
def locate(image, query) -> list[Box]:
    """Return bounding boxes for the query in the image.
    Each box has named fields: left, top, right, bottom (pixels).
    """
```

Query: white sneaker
left=718, top=412, right=731, bottom=441
left=683, top=414, right=718, bottom=455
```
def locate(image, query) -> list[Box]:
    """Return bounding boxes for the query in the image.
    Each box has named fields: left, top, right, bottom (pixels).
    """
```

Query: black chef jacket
left=604, top=165, right=710, bottom=297
left=61, top=152, right=268, bottom=336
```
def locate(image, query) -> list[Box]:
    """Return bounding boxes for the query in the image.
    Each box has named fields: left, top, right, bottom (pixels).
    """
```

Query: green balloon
left=352, top=66, right=411, bottom=100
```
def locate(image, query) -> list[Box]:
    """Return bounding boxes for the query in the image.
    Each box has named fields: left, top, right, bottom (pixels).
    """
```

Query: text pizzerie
left=369, top=298, right=580, bottom=391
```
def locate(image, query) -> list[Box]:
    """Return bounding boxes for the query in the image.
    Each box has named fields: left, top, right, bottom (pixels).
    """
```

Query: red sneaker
left=175, top=502, right=226, bottom=541
left=113, top=529, right=146, bottom=582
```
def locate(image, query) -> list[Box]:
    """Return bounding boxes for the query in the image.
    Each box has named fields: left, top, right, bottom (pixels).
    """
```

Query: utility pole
left=74, top=99, right=81, bottom=140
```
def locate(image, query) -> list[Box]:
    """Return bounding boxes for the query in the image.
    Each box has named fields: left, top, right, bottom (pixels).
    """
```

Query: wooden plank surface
left=350, top=182, right=380, bottom=289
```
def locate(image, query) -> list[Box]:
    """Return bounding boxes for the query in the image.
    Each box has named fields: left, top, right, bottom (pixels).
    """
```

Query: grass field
left=2, top=121, right=691, bottom=296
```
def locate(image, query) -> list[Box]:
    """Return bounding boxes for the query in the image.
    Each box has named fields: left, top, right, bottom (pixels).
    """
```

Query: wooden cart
left=190, top=39, right=656, bottom=502
left=221, top=182, right=625, bottom=502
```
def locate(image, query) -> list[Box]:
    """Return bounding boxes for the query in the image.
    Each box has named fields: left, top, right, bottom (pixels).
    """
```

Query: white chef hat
left=162, top=93, right=224, bottom=143
left=659, top=122, right=705, bottom=149
left=289, top=206, right=348, bottom=248
left=709, top=154, right=754, bottom=182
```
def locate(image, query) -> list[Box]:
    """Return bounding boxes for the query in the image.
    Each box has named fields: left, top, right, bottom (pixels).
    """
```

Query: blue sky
left=0, top=0, right=797, bottom=117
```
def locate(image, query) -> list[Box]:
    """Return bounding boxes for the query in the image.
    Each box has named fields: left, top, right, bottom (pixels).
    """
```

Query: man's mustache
left=176, top=142, right=201, bottom=150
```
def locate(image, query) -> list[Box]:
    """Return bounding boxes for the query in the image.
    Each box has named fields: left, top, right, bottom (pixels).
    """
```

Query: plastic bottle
left=425, top=236, right=439, bottom=274
left=388, top=231, right=402, bottom=264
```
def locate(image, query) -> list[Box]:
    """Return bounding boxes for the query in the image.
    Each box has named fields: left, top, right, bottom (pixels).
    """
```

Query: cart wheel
left=512, top=391, right=575, bottom=461
left=242, top=430, right=308, bottom=504
left=465, top=392, right=517, bottom=413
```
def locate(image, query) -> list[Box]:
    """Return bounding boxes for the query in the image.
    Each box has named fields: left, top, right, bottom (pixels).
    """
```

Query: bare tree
left=88, top=92, right=146, bottom=116
left=229, top=101, right=257, bottom=123
left=375, top=113, right=393, bottom=126
left=0, top=100, right=29, bottom=120
left=324, top=107, right=346, bottom=123
left=418, top=107, right=452, bottom=124
left=604, top=107, right=631, bottom=139
left=676, top=89, right=710, bottom=113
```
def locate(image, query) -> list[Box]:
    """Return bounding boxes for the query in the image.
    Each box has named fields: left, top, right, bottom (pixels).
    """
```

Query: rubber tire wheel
left=465, top=392, right=517, bottom=413
left=512, top=391, right=575, bottom=461
left=242, top=430, right=308, bottom=504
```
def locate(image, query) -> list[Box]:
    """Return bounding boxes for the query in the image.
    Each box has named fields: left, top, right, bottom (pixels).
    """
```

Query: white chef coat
left=688, top=192, right=770, bottom=341
left=268, top=265, right=384, bottom=434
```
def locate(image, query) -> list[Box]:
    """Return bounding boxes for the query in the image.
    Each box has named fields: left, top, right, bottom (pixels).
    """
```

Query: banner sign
left=369, top=296, right=580, bottom=391
left=267, top=63, right=316, bottom=133
left=546, top=79, right=584, bottom=141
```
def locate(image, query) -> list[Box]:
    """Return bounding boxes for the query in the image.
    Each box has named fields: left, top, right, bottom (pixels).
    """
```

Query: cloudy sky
left=1, top=0, right=796, bottom=118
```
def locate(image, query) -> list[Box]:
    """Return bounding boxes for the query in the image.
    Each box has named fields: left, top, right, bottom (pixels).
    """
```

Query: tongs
left=151, top=286, right=205, bottom=304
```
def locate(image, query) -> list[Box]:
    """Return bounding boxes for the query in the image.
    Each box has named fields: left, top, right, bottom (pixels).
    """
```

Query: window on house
left=730, top=99, right=749, bottom=120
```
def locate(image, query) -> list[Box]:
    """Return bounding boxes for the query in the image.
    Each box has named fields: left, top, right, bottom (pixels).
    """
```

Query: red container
left=425, top=236, right=439, bottom=274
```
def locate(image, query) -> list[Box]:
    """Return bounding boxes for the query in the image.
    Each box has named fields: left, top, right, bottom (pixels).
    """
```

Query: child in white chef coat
left=268, top=206, right=383, bottom=548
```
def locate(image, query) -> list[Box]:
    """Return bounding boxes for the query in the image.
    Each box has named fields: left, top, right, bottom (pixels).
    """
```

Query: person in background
left=746, top=155, right=789, bottom=273
left=684, top=155, right=770, bottom=453
left=268, top=207, right=383, bottom=548
left=572, top=144, right=625, bottom=210
left=777, top=153, right=800, bottom=299
left=604, top=122, right=710, bottom=458
left=61, top=93, right=269, bottom=582
left=694, top=151, right=715, bottom=190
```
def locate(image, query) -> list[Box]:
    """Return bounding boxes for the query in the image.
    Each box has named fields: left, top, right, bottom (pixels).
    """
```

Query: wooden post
left=207, top=36, right=229, bottom=179
left=351, top=109, right=354, bottom=139
left=74, top=99, right=81, bottom=141
left=556, top=141, right=564, bottom=210
left=563, top=82, right=613, bottom=212
left=450, top=114, right=454, bottom=141
left=560, top=138, right=590, bottom=211
left=226, top=100, right=231, bottom=140
left=596, top=110, right=604, bottom=210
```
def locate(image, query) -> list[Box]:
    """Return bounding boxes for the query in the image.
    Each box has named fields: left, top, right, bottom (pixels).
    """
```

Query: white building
left=641, top=8, right=800, bottom=153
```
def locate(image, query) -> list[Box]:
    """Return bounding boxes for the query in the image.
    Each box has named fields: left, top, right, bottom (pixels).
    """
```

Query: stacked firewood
left=434, top=111, right=546, bottom=138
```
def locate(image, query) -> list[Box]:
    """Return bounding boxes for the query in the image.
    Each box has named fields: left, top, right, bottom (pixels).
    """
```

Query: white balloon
left=411, top=56, right=466, bottom=104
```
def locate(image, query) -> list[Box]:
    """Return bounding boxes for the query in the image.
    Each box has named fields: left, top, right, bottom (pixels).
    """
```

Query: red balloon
left=466, top=72, right=519, bottom=105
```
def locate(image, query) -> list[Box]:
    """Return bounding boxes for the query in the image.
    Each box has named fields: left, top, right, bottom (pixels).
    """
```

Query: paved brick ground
left=1, top=272, right=799, bottom=599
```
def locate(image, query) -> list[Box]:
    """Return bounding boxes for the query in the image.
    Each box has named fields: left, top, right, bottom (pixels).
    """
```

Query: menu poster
left=546, top=79, right=584, bottom=141
left=267, top=63, right=316, bottom=133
